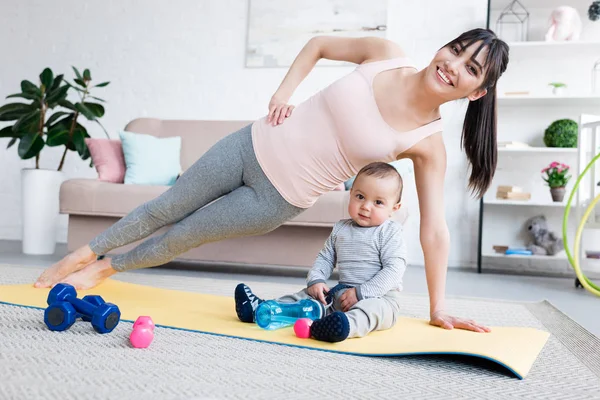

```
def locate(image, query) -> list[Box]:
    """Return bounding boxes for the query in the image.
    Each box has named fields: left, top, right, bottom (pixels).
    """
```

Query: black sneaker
left=234, top=283, right=264, bottom=323
left=310, top=311, right=350, bottom=342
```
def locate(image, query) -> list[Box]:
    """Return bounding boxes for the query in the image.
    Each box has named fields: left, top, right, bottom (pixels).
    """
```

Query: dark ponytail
left=447, top=28, right=509, bottom=198
left=462, top=89, right=497, bottom=198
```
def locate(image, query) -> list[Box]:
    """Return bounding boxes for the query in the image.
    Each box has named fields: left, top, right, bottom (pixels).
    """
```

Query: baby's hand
left=307, top=283, right=329, bottom=305
left=340, top=288, right=358, bottom=312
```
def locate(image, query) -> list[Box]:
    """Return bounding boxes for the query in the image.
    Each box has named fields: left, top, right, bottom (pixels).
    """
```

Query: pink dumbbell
left=130, top=316, right=154, bottom=348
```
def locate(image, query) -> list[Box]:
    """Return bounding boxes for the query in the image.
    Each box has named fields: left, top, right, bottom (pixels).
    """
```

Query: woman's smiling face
left=426, top=40, right=489, bottom=102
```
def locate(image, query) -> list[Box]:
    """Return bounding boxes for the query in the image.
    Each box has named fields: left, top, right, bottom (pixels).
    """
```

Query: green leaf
left=46, top=85, right=70, bottom=105
left=83, top=102, right=104, bottom=118
left=13, top=109, right=41, bottom=134
left=66, top=83, right=86, bottom=93
left=45, top=111, right=71, bottom=126
left=94, top=81, right=110, bottom=88
left=75, top=103, right=96, bottom=120
left=83, top=69, right=91, bottom=81
left=18, top=132, right=44, bottom=159
left=6, top=92, right=40, bottom=101
left=89, top=96, right=105, bottom=102
left=20, top=80, right=40, bottom=95
left=72, top=126, right=88, bottom=157
left=72, top=66, right=83, bottom=81
left=7, top=137, right=17, bottom=149
left=46, top=128, right=69, bottom=146
left=0, top=126, right=15, bottom=138
left=49, top=74, right=64, bottom=92
left=40, top=68, right=54, bottom=90
left=58, top=99, right=77, bottom=112
left=74, top=78, right=86, bottom=87
left=0, top=103, right=33, bottom=121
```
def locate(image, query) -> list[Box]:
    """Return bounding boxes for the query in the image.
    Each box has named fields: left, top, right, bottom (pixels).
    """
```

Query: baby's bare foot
left=34, top=245, right=98, bottom=288
left=59, top=258, right=117, bottom=290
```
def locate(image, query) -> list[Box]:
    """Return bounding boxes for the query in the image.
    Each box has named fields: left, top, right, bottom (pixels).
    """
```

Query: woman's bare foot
left=34, top=245, right=98, bottom=288
left=59, top=257, right=117, bottom=290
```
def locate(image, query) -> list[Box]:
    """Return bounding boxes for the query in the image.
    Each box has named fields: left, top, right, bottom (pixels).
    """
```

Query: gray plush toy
left=524, top=215, right=564, bottom=256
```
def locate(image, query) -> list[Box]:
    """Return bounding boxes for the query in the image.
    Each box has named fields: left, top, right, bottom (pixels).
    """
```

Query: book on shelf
left=498, top=141, right=531, bottom=148
left=496, top=192, right=531, bottom=200
left=585, top=250, right=600, bottom=259
left=497, top=185, right=523, bottom=193
left=505, top=248, right=533, bottom=256
left=493, top=245, right=533, bottom=255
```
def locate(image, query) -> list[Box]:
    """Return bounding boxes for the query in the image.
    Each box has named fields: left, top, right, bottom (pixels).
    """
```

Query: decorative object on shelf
left=589, top=1, right=600, bottom=21
left=496, top=0, right=529, bottom=42
left=545, top=6, right=582, bottom=41
left=0, top=67, right=110, bottom=255
left=548, top=82, right=567, bottom=95
left=592, top=58, right=600, bottom=93
left=496, top=185, right=531, bottom=200
left=541, top=161, right=571, bottom=202
left=524, top=215, right=564, bottom=256
left=543, top=119, right=578, bottom=148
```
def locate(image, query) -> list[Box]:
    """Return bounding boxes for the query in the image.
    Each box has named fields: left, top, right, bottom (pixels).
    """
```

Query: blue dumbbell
left=44, top=283, right=121, bottom=333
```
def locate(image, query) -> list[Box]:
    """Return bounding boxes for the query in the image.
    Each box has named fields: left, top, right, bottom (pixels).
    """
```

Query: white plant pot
left=21, top=169, right=65, bottom=255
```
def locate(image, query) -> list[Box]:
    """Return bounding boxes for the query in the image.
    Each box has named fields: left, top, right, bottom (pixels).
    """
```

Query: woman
left=35, top=28, right=509, bottom=333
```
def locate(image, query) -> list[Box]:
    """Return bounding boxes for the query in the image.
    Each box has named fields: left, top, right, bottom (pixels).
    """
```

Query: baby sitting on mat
left=234, top=161, right=407, bottom=342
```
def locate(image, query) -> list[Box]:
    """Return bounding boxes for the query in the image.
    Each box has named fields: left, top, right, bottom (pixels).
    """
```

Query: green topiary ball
left=544, top=119, right=578, bottom=148
left=590, top=1, right=600, bottom=21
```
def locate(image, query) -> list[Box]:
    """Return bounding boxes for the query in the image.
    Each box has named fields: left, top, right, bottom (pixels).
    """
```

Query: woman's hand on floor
left=267, top=94, right=294, bottom=126
left=429, top=311, right=491, bottom=333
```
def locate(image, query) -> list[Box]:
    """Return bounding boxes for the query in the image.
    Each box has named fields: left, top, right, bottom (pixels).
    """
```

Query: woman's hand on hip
left=267, top=94, right=295, bottom=126
left=429, top=311, right=491, bottom=333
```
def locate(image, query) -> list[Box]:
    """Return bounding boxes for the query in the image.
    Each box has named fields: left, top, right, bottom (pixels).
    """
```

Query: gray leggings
left=89, top=124, right=305, bottom=272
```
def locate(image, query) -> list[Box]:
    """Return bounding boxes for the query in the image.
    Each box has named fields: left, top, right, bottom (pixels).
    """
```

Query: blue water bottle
left=255, top=299, right=325, bottom=330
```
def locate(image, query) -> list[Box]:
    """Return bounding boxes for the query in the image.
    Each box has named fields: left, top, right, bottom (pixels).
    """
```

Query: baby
left=235, top=161, right=407, bottom=342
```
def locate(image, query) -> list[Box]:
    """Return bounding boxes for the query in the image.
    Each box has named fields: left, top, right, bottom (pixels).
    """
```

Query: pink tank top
left=251, top=57, right=444, bottom=208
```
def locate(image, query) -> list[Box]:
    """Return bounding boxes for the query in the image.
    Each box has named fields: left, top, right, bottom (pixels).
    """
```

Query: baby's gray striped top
left=307, top=218, right=407, bottom=300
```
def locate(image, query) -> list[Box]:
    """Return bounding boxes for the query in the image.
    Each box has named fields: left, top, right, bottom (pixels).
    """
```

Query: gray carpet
left=0, top=264, right=599, bottom=400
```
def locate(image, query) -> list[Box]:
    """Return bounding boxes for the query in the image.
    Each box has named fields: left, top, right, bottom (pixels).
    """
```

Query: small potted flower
left=548, top=82, right=567, bottom=95
left=541, top=161, right=571, bottom=202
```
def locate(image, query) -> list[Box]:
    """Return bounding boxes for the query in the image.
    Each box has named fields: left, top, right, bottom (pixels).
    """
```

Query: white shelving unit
left=484, top=199, right=574, bottom=207
left=478, top=5, right=600, bottom=276
left=498, top=95, right=600, bottom=107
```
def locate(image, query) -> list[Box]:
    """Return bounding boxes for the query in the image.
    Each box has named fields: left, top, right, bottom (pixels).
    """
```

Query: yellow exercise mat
left=0, top=279, right=549, bottom=379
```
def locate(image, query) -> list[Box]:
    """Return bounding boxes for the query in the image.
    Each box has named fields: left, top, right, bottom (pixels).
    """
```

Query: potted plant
left=541, top=161, right=571, bottom=202
left=548, top=82, right=567, bottom=95
left=0, top=67, right=109, bottom=254
left=543, top=118, right=578, bottom=148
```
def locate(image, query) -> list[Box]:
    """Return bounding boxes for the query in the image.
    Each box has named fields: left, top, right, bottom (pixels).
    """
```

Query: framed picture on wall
left=245, top=0, right=388, bottom=68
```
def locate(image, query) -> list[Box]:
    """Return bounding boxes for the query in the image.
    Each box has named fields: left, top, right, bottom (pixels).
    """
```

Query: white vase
left=21, top=169, right=65, bottom=255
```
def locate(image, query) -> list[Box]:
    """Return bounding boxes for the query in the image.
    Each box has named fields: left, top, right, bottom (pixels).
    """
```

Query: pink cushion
left=333, top=183, right=345, bottom=191
left=85, top=138, right=126, bottom=183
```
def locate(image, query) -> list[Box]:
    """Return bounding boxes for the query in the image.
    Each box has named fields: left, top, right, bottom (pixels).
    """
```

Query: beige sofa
left=60, top=118, right=407, bottom=269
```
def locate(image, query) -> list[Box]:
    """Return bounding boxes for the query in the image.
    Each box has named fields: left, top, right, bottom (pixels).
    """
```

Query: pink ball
left=294, top=318, right=313, bottom=339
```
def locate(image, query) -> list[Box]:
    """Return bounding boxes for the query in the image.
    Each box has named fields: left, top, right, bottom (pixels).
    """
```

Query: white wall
left=0, top=0, right=487, bottom=267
